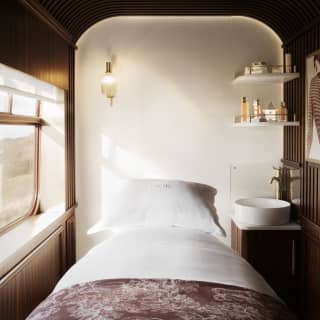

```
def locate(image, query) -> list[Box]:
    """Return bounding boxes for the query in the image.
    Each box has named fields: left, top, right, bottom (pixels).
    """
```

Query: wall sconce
left=101, top=61, right=117, bottom=106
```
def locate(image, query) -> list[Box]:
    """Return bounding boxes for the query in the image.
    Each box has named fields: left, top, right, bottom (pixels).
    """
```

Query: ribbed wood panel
left=1, top=0, right=69, bottom=89
left=0, top=227, right=65, bottom=320
left=66, top=47, right=76, bottom=209
left=284, top=23, right=320, bottom=319
left=284, top=23, right=320, bottom=225
left=0, top=5, right=76, bottom=319
left=35, top=0, right=320, bottom=42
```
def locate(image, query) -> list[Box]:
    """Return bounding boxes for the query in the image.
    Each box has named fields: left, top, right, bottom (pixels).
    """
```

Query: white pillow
left=90, top=179, right=224, bottom=236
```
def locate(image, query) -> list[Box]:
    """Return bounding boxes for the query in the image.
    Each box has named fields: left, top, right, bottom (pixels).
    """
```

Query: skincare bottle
left=280, top=101, right=287, bottom=121
left=275, top=104, right=281, bottom=121
left=285, top=53, right=292, bottom=73
left=263, top=102, right=277, bottom=121
left=259, top=112, right=267, bottom=122
left=253, top=99, right=262, bottom=118
left=241, top=97, right=249, bottom=122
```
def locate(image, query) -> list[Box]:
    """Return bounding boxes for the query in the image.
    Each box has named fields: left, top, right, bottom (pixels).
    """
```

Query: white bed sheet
left=54, top=226, right=277, bottom=299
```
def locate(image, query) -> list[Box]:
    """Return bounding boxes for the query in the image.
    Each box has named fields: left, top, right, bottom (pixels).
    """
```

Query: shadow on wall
left=190, top=183, right=226, bottom=237
left=82, top=134, right=163, bottom=251
left=75, top=17, right=283, bottom=257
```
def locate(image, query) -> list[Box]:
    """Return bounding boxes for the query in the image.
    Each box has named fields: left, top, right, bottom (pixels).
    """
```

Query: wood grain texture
left=0, top=1, right=76, bottom=318
left=1, top=0, right=69, bottom=90
left=231, top=221, right=301, bottom=310
left=301, top=218, right=320, bottom=320
left=66, top=212, right=76, bottom=268
left=65, top=47, right=76, bottom=210
left=283, top=21, right=320, bottom=319
left=0, top=227, right=65, bottom=320
left=20, top=0, right=74, bottom=46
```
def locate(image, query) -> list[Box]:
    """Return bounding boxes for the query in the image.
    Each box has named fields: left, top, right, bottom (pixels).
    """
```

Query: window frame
left=0, top=97, right=42, bottom=235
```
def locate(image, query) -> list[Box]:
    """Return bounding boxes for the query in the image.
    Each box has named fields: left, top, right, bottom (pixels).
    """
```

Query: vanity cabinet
left=231, top=218, right=301, bottom=310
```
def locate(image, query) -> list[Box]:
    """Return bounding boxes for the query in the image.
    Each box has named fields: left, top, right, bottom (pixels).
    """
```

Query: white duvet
left=54, top=226, right=277, bottom=299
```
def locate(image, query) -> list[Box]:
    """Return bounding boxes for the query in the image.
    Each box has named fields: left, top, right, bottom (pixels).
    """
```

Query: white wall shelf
left=233, top=121, right=299, bottom=127
left=232, top=72, right=300, bottom=85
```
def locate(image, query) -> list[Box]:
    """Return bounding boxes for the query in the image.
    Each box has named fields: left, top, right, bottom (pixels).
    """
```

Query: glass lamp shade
left=101, top=72, right=117, bottom=106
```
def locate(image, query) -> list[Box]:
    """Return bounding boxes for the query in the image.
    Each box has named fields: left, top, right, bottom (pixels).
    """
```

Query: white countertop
left=231, top=216, right=301, bottom=231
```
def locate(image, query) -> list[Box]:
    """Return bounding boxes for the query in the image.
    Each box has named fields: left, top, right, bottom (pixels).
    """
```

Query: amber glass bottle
left=241, top=97, right=249, bottom=122
left=253, top=99, right=262, bottom=118
left=280, top=101, right=287, bottom=121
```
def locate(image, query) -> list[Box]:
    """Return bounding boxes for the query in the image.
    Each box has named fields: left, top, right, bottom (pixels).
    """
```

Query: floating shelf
left=232, top=72, right=300, bottom=85
left=233, top=121, right=299, bottom=127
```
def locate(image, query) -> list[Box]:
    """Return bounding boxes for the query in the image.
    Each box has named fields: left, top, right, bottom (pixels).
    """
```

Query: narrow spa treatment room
left=1, top=1, right=320, bottom=319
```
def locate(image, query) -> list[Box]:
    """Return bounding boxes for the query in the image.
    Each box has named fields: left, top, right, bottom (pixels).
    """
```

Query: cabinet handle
left=291, top=240, right=295, bottom=277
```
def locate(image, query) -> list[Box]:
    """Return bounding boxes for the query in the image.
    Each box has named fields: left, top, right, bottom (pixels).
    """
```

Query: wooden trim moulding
left=0, top=125, right=41, bottom=236
left=0, top=113, right=42, bottom=126
left=282, top=159, right=301, bottom=169
left=65, top=204, right=78, bottom=217
left=19, top=0, right=77, bottom=48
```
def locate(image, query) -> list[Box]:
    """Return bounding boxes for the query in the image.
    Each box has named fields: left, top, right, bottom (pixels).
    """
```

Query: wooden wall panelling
left=66, top=213, right=76, bottom=268
left=284, top=22, right=320, bottom=319
left=0, top=227, right=66, bottom=320
left=301, top=218, right=320, bottom=320
left=0, top=0, right=77, bottom=317
left=231, top=221, right=301, bottom=309
left=1, top=0, right=77, bottom=253
left=66, top=46, right=76, bottom=210
left=231, top=221, right=248, bottom=259
left=1, top=0, right=70, bottom=90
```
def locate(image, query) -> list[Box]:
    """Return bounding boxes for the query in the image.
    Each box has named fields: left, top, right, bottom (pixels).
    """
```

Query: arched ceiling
left=36, top=0, right=320, bottom=43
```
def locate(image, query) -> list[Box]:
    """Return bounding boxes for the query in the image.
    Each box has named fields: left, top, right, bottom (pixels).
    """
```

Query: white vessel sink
left=234, top=198, right=291, bottom=226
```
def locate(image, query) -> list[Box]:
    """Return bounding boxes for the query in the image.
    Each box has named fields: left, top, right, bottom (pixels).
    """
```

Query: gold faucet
left=270, top=176, right=280, bottom=184
left=270, top=167, right=300, bottom=201
left=270, top=176, right=281, bottom=199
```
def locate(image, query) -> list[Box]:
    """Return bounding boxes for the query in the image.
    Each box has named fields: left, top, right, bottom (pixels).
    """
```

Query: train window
left=0, top=91, right=9, bottom=113
left=12, top=94, right=37, bottom=116
left=0, top=93, right=40, bottom=232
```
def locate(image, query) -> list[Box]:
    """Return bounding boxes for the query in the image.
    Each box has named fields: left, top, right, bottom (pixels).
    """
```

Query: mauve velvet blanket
left=27, top=279, right=295, bottom=320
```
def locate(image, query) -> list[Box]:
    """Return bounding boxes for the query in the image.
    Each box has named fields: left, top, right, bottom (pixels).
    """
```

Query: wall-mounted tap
left=270, top=173, right=285, bottom=200
left=270, top=166, right=300, bottom=202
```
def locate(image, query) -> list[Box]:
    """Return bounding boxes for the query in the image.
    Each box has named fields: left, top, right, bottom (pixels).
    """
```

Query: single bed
left=27, top=180, right=295, bottom=319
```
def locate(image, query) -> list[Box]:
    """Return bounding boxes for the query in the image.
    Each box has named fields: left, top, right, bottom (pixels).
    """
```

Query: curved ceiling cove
left=37, top=0, right=320, bottom=43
